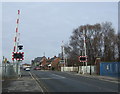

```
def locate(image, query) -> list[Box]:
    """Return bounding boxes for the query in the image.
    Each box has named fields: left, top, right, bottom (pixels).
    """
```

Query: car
left=34, top=67, right=41, bottom=70
left=25, top=67, right=30, bottom=71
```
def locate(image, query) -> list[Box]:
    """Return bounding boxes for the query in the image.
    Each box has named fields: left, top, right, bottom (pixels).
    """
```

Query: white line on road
left=29, top=72, right=44, bottom=92
left=30, top=72, right=48, bottom=92
left=64, top=72, right=119, bottom=84
left=98, top=78, right=120, bottom=84
left=39, top=78, right=53, bottom=79
left=51, top=74, right=66, bottom=79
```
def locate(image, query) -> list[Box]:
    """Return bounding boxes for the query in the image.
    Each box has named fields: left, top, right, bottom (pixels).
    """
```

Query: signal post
left=78, top=56, right=87, bottom=74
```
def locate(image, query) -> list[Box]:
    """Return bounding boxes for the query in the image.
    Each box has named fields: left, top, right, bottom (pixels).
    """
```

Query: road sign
left=12, top=52, right=24, bottom=61
left=18, top=45, right=23, bottom=50
left=78, top=56, right=87, bottom=62
left=60, top=60, right=65, bottom=64
left=4, top=58, right=7, bottom=63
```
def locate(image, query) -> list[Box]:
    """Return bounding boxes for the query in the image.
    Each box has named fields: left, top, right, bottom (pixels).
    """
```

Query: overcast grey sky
left=2, top=2, right=118, bottom=63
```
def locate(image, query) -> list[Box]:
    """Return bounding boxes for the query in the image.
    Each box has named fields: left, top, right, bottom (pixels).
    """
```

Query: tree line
left=64, top=22, right=120, bottom=66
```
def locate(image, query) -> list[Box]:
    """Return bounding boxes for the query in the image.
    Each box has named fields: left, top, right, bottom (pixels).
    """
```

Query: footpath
left=2, top=71, right=42, bottom=93
left=64, top=71, right=120, bottom=84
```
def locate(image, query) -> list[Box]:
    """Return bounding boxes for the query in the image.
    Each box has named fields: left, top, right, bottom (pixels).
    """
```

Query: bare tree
left=64, top=22, right=118, bottom=66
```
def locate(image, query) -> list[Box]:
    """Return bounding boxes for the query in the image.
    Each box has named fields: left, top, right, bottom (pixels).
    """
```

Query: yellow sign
left=4, top=58, right=7, bottom=63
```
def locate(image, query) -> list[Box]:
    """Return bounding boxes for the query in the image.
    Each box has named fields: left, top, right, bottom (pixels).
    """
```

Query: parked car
left=34, top=67, right=41, bottom=70
left=25, top=67, right=30, bottom=71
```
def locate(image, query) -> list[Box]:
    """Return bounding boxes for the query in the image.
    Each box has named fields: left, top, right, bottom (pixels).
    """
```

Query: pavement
left=63, top=71, right=120, bottom=84
left=2, top=70, right=42, bottom=93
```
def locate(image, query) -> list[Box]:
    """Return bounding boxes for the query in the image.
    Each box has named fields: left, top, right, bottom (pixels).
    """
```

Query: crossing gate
left=100, top=62, right=120, bottom=78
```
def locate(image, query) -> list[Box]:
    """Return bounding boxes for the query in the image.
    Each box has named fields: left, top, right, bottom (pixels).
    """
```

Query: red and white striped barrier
left=12, top=10, right=21, bottom=61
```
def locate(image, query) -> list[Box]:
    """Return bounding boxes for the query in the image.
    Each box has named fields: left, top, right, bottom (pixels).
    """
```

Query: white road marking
left=29, top=72, right=44, bottom=92
left=65, top=72, right=119, bottom=84
left=31, top=72, right=48, bottom=92
left=39, top=78, right=52, bottom=79
left=51, top=74, right=66, bottom=79
left=99, top=78, right=120, bottom=84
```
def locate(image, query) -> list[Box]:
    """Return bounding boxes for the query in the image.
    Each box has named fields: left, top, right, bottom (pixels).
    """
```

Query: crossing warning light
left=78, top=56, right=87, bottom=62
left=12, top=52, right=24, bottom=61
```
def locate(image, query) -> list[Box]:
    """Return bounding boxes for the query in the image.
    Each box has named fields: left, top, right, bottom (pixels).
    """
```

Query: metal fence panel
left=78, top=66, right=96, bottom=74
left=100, top=62, right=120, bottom=78
left=2, top=63, right=17, bottom=79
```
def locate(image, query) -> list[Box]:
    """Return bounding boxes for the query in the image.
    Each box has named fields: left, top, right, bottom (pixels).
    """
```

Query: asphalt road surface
left=30, top=70, right=119, bottom=92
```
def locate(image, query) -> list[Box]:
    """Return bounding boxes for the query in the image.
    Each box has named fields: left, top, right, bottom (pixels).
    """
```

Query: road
left=30, top=69, right=119, bottom=92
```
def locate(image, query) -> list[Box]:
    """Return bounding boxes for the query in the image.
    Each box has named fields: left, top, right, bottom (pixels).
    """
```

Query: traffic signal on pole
left=79, top=56, right=87, bottom=62
left=12, top=52, right=24, bottom=61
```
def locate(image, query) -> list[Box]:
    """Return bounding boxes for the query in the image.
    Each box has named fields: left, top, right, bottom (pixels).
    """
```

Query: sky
left=2, top=2, right=118, bottom=63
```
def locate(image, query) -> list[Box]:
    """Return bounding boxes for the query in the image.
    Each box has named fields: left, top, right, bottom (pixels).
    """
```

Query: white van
left=25, top=67, right=30, bottom=71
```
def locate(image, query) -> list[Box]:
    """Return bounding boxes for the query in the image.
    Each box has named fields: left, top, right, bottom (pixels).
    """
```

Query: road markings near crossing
left=38, top=78, right=53, bottom=79
left=29, top=72, right=44, bottom=93
left=29, top=72, right=49, bottom=93
left=98, top=78, right=120, bottom=84
left=51, top=74, right=66, bottom=79
left=64, top=72, right=119, bottom=84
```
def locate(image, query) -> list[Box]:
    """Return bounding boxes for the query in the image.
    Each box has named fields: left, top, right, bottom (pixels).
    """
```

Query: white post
left=83, top=30, right=87, bottom=74
left=78, top=26, right=80, bottom=74
left=66, top=58, right=67, bottom=66
left=63, top=45, right=65, bottom=67
left=83, top=62, right=84, bottom=74
left=62, top=41, right=65, bottom=71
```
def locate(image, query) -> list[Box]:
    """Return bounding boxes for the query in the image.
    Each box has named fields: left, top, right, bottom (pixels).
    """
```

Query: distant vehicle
left=25, top=67, right=30, bottom=71
left=22, top=64, right=31, bottom=70
left=34, top=67, right=41, bottom=70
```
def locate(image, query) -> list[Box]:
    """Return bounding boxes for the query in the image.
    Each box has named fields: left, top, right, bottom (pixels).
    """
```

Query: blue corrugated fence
left=100, top=62, right=120, bottom=78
